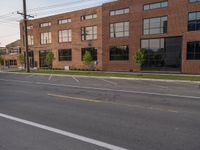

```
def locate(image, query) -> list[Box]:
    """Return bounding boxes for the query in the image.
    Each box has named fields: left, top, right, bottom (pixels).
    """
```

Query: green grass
left=14, top=70, right=200, bottom=82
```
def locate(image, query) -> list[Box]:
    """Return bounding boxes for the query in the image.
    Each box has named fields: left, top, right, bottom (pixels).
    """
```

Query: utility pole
left=17, top=0, right=34, bottom=73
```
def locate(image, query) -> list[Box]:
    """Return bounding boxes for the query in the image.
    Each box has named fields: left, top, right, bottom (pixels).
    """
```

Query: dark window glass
left=81, top=14, right=97, bottom=20
left=58, top=49, right=72, bottom=61
left=188, top=11, right=200, bottom=31
left=81, top=47, right=97, bottom=61
left=110, top=8, right=129, bottom=16
left=110, top=46, right=129, bottom=61
left=187, top=41, right=200, bottom=60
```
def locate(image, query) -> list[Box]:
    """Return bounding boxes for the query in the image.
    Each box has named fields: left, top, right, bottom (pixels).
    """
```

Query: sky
left=0, top=0, right=115, bottom=47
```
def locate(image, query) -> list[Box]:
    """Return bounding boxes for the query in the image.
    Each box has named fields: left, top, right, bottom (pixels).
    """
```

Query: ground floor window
left=187, top=41, right=200, bottom=60
left=141, top=37, right=182, bottom=70
left=110, top=45, right=129, bottom=61
left=81, top=47, right=97, bottom=61
left=58, top=49, right=72, bottom=61
left=5, top=60, right=17, bottom=66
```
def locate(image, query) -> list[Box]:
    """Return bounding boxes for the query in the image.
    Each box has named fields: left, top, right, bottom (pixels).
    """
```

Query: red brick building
left=20, top=0, right=200, bottom=74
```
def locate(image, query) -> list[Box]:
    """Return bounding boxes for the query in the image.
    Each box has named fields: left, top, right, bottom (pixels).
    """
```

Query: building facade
left=0, top=40, right=21, bottom=69
left=20, top=0, right=200, bottom=74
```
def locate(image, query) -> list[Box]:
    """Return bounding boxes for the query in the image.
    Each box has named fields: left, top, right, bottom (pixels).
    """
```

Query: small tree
left=83, top=51, right=93, bottom=65
left=134, top=48, right=146, bottom=66
left=18, top=54, right=25, bottom=67
left=45, top=52, right=55, bottom=69
left=0, top=55, right=3, bottom=66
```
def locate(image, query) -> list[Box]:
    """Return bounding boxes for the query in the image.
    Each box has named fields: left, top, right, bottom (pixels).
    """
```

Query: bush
left=83, top=51, right=93, bottom=65
left=134, top=48, right=146, bottom=66
left=45, top=52, right=55, bottom=69
left=0, top=55, right=3, bottom=65
left=18, top=54, right=25, bottom=66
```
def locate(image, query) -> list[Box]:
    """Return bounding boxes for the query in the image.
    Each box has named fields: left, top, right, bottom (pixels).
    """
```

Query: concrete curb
left=1, top=71, right=200, bottom=84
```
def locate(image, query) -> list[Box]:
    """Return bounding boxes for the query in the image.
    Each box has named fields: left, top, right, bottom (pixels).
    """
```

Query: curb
left=1, top=71, right=200, bottom=84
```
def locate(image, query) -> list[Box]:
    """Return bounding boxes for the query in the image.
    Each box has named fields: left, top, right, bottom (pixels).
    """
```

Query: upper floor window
left=41, top=32, right=51, bottom=44
left=144, top=16, right=167, bottom=35
left=27, top=25, right=33, bottom=30
left=28, top=35, right=34, bottom=46
left=58, top=29, right=72, bottom=43
left=58, top=18, right=71, bottom=24
left=188, top=11, right=200, bottom=31
left=81, top=14, right=97, bottom=21
left=189, top=0, right=200, bottom=3
left=110, top=8, right=129, bottom=16
left=144, top=1, right=168, bottom=10
left=110, top=22, right=129, bottom=38
left=187, top=41, right=200, bottom=60
left=81, top=26, right=97, bottom=41
left=40, top=22, right=51, bottom=28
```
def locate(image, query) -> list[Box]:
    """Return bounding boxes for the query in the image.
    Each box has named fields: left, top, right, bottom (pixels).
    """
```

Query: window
left=189, top=0, right=200, bottom=3
left=188, top=11, right=200, bottom=31
left=58, top=18, right=71, bottom=24
left=110, top=8, right=129, bottom=16
left=187, top=41, right=200, bottom=60
left=110, top=22, right=129, bottom=38
left=6, top=60, right=17, bottom=66
left=28, top=35, right=34, bottom=46
left=81, top=14, right=97, bottom=20
left=40, top=22, right=51, bottom=28
left=81, top=47, right=97, bottom=61
left=81, top=26, right=97, bottom=40
left=144, top=16, right=167, bottom=35
left=27, top=25, right=33, bottom=30
left=144, top=1, right=168, bottom=10
left=58, top=29, right=72, bottom=43
left=58, top=49, right=72, bottom=61
left=110, top=46, right=129, bottom=61
left=41, top=32, right=51, bottom=44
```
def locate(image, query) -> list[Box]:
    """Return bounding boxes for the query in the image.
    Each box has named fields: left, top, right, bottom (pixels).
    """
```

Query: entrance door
left=39, top=50, right=48, bottom=68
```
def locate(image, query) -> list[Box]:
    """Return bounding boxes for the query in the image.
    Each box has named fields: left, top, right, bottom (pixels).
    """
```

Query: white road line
left=72, top=76, right=79, bottom=82
left=100, top=78, right=117, bottom=85
left=48, top=74, right=53, bottom=80
left=25, top=74, right=35, bottom=78
left=0, top=78, right=200, bottom=99
left=0, top=113, right=128, bottom=150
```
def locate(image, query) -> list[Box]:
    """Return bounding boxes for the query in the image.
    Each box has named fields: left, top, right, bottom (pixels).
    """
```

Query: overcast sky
left=0, top=0, right=115, bottom=46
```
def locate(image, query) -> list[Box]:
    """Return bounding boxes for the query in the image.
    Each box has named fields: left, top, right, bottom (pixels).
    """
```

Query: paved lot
left=0, top=72, right=200, bottom=150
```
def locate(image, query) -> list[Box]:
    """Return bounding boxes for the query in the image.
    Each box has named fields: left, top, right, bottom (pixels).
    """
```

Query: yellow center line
left=48, top=93, right=178, bottom=113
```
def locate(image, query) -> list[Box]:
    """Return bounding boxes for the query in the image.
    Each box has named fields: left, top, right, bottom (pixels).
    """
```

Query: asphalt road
left=0, top=72, right=200, bottom=150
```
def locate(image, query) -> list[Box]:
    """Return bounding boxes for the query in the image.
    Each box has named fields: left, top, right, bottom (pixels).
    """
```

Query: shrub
left=134, top=48, right=146, bottom=66
left=45, top=52, right=55, bottom=69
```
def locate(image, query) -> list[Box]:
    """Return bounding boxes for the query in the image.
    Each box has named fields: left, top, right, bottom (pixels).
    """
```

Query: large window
left=28, top=35, right=34, bottom=46
left=41, top=32, right=51, bottom=44
left=59, top=29, right=72, bottom=43
left=187, top=41, right=200, bottom=60
left=144, top=1, right=168, bottom=10
left=110, top=22, right=129, bottom=38
left=5, top=60, right=17, bottom=66
left=110, top=8, right=129, bottom=16
left=188, top=11, right=200, bottom=31
left=81, top=47, right=97, bottom=61
left=58, top=49, right=72, bottom=61
left=81, top=14, right=97, bottom=21
left=110, top=46, right=129, bottom=61
left=144, top=16, right=167, bottom=35
left=81, top=26, right=97, bottom=40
